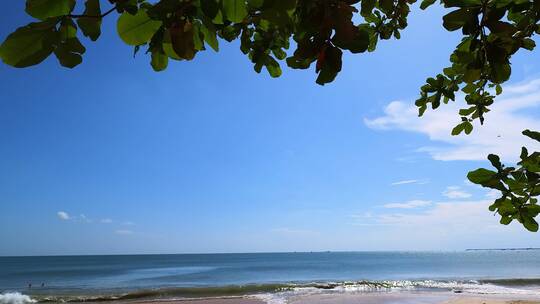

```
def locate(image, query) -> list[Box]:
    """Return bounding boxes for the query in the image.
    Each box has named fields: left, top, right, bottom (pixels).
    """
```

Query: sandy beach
left=129, top=293, right=540, bottom=304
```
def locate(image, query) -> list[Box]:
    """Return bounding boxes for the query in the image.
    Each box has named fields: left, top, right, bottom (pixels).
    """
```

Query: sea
left=1, top=251, right=540, bottom=303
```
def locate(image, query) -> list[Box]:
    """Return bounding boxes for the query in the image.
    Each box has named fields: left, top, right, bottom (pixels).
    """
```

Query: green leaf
left=495, top=84, right=502, bottom=95
left=467, top=168, right=497, bottom=184
left=77, top=0, right=102, bottom=41
left=192, top=22, right=204, bottom=51
left=247, top=0, right=264, bottom=8
left=54, top=42, right=83, bottom=68
left=59, top=18, right=77, bottom=39
left=459, top=107, right=475, bottom=116
left=261, top=8, right=292, bottom=26
left=451, top=122, right=465, bottom=135
left=333, top=28, right=370, bottom=54
left=26, top=0, right=75, bottom=20
left=273, top=0, right=296, bottom=10
left=201, top=0, right=220, bottom=19
left=420, top=0, right=437, bottom=9
left=463, top=68, right=481, bottom=83
left=463, top=121, right=473, bottom=134
left=490, top=63, right=511, bottom=84
left=222, top=0, right=248, bottom=23
left=522, top=38, right=536, bottom=51
left=117, top=10, right=162, bottom=46
left=265, top=55, right=282, bottom=78
left=54, top=36, right=85, bottom=68
left=163, top=30, right=182, bottom=60
left=0, top=21, right=56, bottom=68
left=444, top=0, right=482, bottom=7
left=500, top=216, right=512, bottom=225
left=360, top=0, right=376, bottom=16
left=442, top=8, right=473, bottom=31
left=523, top=217, right=539, bottom=232
left=151, top=51, right=168, bottom=71
left=523, top=129, right=540, bottom=142
left=378, top=0, right=394, bottom=13
left=200, top=23, right=219, bottom=51
left=488, top=154, right=502, bottom=170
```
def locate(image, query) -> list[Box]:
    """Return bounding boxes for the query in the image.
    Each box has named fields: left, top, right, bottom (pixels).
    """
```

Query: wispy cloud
left=354, top=200, right=502, bottom=230
left=349, top=199, right=538, bottom=250
left=364, top=78, right=540, bottom=161
left=372, top=201, right=493, bottom=227
left=56, top=212, right=133, bottom=230
left=391, top=179, right=419, bottom=185
left=443, top=186, right=472, bottom=199
left=57, top=211, right=70, bottom=220
left=383, top=200, right=432, bottom=209
left=57, top=212, right=93, bottom=223
left=391, top=179, right=429, bottom=186
left=79, top=214, right=92, bottom=223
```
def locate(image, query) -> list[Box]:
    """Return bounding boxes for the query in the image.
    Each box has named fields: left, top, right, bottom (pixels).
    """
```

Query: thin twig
left=68, top=6, right=117, bottom=19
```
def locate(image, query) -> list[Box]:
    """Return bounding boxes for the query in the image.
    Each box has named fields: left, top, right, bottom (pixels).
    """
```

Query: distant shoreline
left=465, top=248, right=540, bottom=251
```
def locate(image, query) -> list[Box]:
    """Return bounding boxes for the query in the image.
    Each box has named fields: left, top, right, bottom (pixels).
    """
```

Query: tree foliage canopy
left=1, top=0, right=540, bottom=231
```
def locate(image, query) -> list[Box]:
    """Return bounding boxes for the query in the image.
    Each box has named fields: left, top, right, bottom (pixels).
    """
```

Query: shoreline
left=8, top=281, right=540, bottom=304
left=4, top=288, right=540, bottom=304
left=125, top=292, right=540, bottom=304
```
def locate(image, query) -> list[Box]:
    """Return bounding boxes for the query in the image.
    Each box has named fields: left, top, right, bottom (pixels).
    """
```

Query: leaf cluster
left=468, top=130, right=540, bottom=232
left=2, top=0, right=540, bottom=231
left=1, top=0, right=417, bottom=85
left=416, top=0, right=539, bottom=134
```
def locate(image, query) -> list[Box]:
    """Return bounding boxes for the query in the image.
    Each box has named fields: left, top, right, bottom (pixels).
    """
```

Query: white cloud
left=391, top=179, right=418, bottom=185
left=364, top=78, right=540, bottom=161
left=79, top=214, right=92, bottom=223
left=383, top=200, right=432, bottom=209
left=57, top=211, right=70, bottom=220
left=122, top=221, right=135, bottom=226
left=485, top=189, right=500, bottom=199
left=355, top=200, right=506, bottom=231
left=349, top=199, right=539, bottom=250
left=374, top=201, right=493, bottom=227
left=443, top=186, right=472, bottom=199
left=115, top=229, right=133, bottom=235
left=391, top=179, right=429, bottom=186
left=56, top=213, right=123, bottom=225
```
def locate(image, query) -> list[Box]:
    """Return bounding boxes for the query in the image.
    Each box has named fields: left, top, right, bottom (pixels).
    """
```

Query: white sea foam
left=383, top=280, right=540, bottom=295
left=0, top=293, right=36, bottom=304
left=250, top=293, right=288, bottom=304
left=253, top=280, right=540, bottom=303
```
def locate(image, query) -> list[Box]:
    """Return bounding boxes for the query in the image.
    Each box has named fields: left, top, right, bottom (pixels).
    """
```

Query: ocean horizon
left=2, top=250, right=540, bottom=303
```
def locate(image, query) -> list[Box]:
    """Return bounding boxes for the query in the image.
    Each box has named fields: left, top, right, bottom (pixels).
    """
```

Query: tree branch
left=68, top=6, right=117, bottom=19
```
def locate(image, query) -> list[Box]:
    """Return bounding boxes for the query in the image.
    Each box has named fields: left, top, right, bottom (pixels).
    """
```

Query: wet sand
left=131, top=293, right=540, bottom=304
left=132, top=292, right=540, bottom=304
left=133, top=298, right=264, bottom=304
left=444, top=297, right=540, bottom=304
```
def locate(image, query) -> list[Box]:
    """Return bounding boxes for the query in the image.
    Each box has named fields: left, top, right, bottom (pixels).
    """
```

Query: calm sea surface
left=1, top=251, right=540, bottom=300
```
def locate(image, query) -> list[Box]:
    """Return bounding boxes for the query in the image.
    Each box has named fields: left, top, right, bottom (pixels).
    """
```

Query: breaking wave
left=23, top=278, right=540, bottom=303
left=0, top=293, right=36, bottom=304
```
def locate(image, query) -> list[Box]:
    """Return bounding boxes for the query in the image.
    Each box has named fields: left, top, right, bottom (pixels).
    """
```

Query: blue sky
left=1, top=2, right=540, bottom=256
